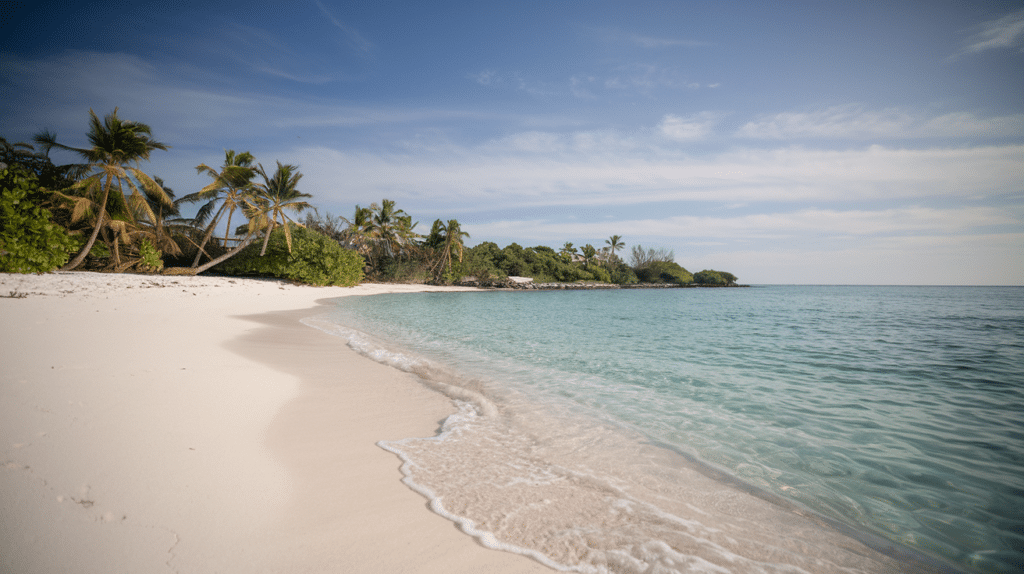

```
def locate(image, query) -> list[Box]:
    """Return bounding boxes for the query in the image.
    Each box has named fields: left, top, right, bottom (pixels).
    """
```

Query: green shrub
left=219, top=224, right=364, bottom=286
left=608, top=262, right=639, bottom=285
left=137, top=239, right=163, bottom=272
left=693, top=269, right=726, bottom=285
left=0, top=168, right=77, bottom=273
left=637, top=261, right=693, bottom=284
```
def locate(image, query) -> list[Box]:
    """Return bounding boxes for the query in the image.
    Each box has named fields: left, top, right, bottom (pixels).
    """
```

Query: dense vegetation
left=1, top=109, right=738, bottom=287
left=219, top=223, right=364, bottom=286
left=0, top=167, right=78, bottom=272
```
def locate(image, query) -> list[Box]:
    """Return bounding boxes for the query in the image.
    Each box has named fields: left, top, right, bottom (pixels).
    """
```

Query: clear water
left=305, top=286, right=1024, bottom=574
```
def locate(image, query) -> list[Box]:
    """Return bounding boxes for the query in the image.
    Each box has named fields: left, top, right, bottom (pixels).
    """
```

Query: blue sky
left=2, top=0, right=1022, bottom=284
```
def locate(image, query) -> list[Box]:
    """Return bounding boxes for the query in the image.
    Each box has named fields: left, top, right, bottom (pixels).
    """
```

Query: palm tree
left=131, top=176, right=183, bottom=259
left=250, top=161, right=313, bottom=256
left=343, top=204, right=374, bottom=255
left=182, top=150, right=257, bottom=267
left=369, top=199, right=417, bottom=261
left=429, top=219, right=470, bottom=282
left=605, top=235, right=624, bottom=265
left=581, top=244, right=597, bottom=266
left=34, top=108, right=170, bottom=271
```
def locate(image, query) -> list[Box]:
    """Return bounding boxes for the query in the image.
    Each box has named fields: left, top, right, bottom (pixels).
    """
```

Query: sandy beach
left=0, top=272, right=551, bottom=574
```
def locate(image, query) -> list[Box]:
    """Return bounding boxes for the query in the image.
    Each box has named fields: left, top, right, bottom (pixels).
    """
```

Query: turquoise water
left=307, top=286, right=1024, bottom=574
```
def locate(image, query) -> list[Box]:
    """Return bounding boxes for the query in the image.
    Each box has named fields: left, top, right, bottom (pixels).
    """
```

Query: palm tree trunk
left=61, top=180, right=111, bottom=271
left=110, top=227, right=121, bottom=268
left=191, top=203, right=228, bottom=268
left=223, top=206, right=236, bottom=246
left=259, top=219, right=276, bottom=256
left=192, top=232, right=258, bottom=275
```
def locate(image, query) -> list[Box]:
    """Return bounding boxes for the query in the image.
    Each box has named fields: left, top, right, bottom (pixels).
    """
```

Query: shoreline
left=0, top=272, right=549, bottom=573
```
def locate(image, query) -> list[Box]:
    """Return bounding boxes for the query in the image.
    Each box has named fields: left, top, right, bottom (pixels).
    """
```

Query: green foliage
left=379, top=256, right=432, bottom=283
left=1, top=137, right=78, bottom=190
left=137, top=239, right=163, bottom=272
left=693, top=269, right=729, bottom=285
left=584, top=263, right=612, bottom=283
left=608, top=262, right=639, bottom=285
left=87, top=240, right=110, bottom=260
left=462, top=241, right=505, bottom=280
left=637, top=261, right=693, bottom=284
left=459, top=241, right=634, bottom=283
left=219, top=224, right=364, bottom=286
left=0, top=168, right=77, bottom=273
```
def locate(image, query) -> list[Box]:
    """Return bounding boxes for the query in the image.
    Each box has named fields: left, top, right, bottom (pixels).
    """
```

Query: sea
left=302, top=285, right=1024, bottom=574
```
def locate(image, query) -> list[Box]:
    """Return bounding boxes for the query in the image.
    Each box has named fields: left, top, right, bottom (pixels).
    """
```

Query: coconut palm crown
left=34, top=108, right=171, bottom=270
left=250, top=161, right=313, bottom=256
left=182, top=150, right=258, bottom=267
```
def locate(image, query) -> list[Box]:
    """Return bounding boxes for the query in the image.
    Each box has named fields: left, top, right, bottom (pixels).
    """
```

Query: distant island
left=2, top=109, right=738, bottom=288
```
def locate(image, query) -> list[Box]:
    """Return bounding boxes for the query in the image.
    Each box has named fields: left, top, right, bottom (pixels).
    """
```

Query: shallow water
left=305, top=286, right=1024, bottom=574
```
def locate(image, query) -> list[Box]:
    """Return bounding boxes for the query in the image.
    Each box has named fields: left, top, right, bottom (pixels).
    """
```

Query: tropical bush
left=608, top=262, right=639, bottom=285
left=219, top=224, right=364, bottom=286
left=0, top=168, right=77, bottom=273
left=136, top=239, right=164, bottom=272
left=636, top=261, right=693, bottom=284
left=693, top=269, right=737, bottom=285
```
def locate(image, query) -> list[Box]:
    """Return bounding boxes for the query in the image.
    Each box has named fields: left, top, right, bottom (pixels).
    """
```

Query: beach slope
left=0, top=272, right=549, bottom=573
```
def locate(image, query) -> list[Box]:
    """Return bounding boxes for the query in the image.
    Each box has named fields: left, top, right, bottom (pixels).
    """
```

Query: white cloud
left=470, top=206, right=1015, bottom=242
left=658, top=112, right=719, bottom=141
left=736, top=105, right=1024, bottom=140
left=955, top=8, right=1024, bottom=57
left=685, top=233, right=1024, bottom=285
left=293, top=141, right=1024, bottom=214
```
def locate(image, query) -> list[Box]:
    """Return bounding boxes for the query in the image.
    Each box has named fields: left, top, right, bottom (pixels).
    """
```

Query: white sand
left=0, top=272, right=550, bottom=574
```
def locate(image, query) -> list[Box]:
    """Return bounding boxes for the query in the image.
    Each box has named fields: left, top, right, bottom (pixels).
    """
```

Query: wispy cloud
left=292, top=141, right=1024, bottom=214
left=585, top=25, right=709, bottom=49
left=603, top=62, right=706, bottom=93
left=220, top=23, right=345, bottom=84
left=314, top=0, right=374, bottom=55
left=953, top=8, right=1024, bottom=58
left=659, top=112, right=720, bottom=141
left=736, top=105, right=1024, bottom=140
left=470, top=70, right=501, bottom=86
left=255, top=67, right=333, bottom=85
left=471, top=206, right=1015, bottom=242
left=627, top=33, right=710, bottom=48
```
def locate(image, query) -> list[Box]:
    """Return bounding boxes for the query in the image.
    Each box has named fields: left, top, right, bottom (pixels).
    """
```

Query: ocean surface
left=304, top=286, right=1024, bottom=574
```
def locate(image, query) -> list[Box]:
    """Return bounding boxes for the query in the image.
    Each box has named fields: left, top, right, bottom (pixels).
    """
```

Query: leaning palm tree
left=429, top=219, right=470, bottom=282
left=181, top=150, right=257, bottom=267
left=34, top=108, right=171, bottom=271
left=130, top=176, right=183, bottom=259
left=250, top=161, right=313, bottom=256
left=605, top=235, right=624, bottom=265
left=189, top=206, right=264, bottom=275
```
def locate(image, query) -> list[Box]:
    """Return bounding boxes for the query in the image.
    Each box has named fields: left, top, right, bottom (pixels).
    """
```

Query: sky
left=1, top=0, right=1022, bottom=285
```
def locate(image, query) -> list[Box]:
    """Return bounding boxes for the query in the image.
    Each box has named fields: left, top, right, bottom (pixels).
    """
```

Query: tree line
left=1, top=108, right=737, bottom=287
